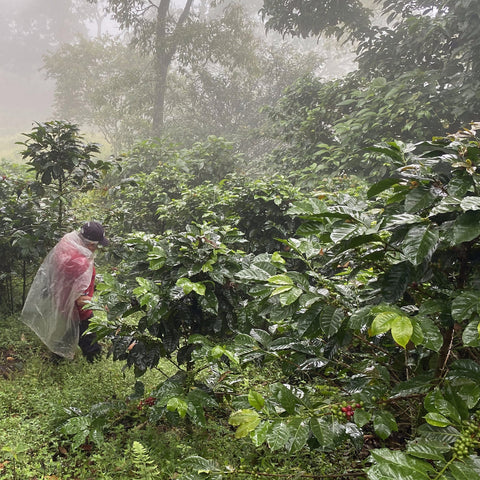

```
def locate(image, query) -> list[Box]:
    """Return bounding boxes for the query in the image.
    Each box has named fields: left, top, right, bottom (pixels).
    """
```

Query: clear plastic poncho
left=21, top=231, right=94, bottom=359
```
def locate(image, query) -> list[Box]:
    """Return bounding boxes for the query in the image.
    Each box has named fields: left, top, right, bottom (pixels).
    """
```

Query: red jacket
left=77, top=266, right=96, bottom=321
left=54, top=235, right=95, bottom=321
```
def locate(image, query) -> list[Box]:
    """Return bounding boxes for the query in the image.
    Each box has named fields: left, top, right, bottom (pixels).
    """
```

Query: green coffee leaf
left=416, top=316, right=443, bottom=352
left=367, top=178, right=401, bottom=198
left=167, top=397, right=188, bottom=418
left=373, top=411, right=398, bottom=440
left=381, top=261, right=412, bottom=302
left=271, top=383, right=301, bottom=414
left=402, top=225, right=439, bottom=266
left=406, top=439, right=449, bottom=461
left=271, top=251, right=285, bottom=264
left=369, top=311, right=397, bottom=336
left=424, top=412, right=450, bottom=427
left=404, top=186, right=436, bottom=213
left=250, top=421, right=270, bottom=447
left=453, top=211, right=480, bottom=244
left=285, top=418, right=309, bottom=453
left=278, top=286, right=303, bottom=306
left=248, top=390, right=265, bottom=410
left=452, top=291, right=479, bottom=322
left=181, top=456, right=219, bottom=475
left=368, top=449, right=433, bottom=479
left=310, top=417, right=346, bottom=450
left=319, top=306, right=344, bottom=337
left=176, top=278, right=206, bottom=296
left=266, top=420, right=289, bottom=451
left=463, top=320, right=480, bottom=347
left=448, top=459, right=480, bottom=479
left=391, top=316, right=413, bottom=349
left=268, top=274, right=293, bottom=286
left=229, top=409, right=261, bottom=439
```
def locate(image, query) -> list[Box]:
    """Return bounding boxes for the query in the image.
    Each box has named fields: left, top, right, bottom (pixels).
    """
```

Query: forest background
left=2, top=0, right=480, bottom=479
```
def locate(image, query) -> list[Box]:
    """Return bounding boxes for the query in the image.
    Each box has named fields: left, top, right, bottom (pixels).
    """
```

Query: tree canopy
left=262, top=0, right=480, bottom=175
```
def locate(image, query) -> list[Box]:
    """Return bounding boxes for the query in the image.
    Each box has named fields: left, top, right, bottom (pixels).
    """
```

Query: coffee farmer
left=21, top=221, right=108, bottom=361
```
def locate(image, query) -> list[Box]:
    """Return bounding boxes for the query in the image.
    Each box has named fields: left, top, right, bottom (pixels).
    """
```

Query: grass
left=0, top=314, right=367, bottom=479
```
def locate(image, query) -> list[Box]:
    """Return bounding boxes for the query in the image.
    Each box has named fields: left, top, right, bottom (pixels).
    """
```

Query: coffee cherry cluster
left=329, top=401, right=363, bottom=422
left=453, top=419, right=480, bottom=458
left=137, top=396, right=157, bottom=410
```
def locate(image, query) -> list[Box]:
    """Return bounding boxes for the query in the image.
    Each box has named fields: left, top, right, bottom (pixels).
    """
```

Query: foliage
left=2, top=313, right=356, bottom=479
left=43, top=37, right=153, bottom=154
left=180, top=136, right=245, bottom=187
left=260, top=0, right=373, bottom=41
left=106, top=137, right=303, bottom=249
left=95, top=0, right=201, bottom=136
left=130, top=441, right=160, bottom=479
left=0, top=164, right=54, bottom=312
left=106, top=136, right=243, bottom=234
left=17, top=120, right=109, bottom=231
left=223, top=124, right=480, bottom=477
left=45, top=3, right=321, bottom=156
left=167, top=5, right=322, bottom=157
left=262, top=0, right=480, bottom=176
left=1, top=121, right=111, bottom=312
left=84, top=124, right=480, bottom=479
left=266, top=71, right=448, bottom=175
left=155, top=175, right=303, bottom=253
left=91, top=222, right=248, bottom=378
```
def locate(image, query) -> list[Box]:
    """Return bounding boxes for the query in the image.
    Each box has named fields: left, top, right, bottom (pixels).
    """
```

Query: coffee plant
left=68, top=124, right=480, bottom=478
left=17, top=120, right=110, bottom=232
left=0, top=166, right=55, bottom=311
left=91, top=222, right=248, bottom=375
left=226, top=124, right=480, bottom=478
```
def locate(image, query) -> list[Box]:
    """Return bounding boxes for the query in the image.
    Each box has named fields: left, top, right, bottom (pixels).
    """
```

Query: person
left=21, top=221, right=109, bottom=361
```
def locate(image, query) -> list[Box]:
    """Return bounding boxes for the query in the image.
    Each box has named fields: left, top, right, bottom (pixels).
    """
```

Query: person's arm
left=75, top=295, right=92, bottom=308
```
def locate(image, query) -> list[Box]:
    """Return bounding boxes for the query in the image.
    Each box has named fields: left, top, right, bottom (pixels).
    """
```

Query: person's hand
left=76, top=295, right=92, bottom=308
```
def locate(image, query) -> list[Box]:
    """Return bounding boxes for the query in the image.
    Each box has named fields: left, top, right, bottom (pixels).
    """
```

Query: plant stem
left=431, top=456, right=456, bottom=480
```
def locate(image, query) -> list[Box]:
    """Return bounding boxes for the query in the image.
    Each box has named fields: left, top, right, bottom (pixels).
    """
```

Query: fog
left=0, top=0, right=355, bottom=159
left=0, top=70, right=54, bottom=134
left=0, top=0, right=115, bottom=143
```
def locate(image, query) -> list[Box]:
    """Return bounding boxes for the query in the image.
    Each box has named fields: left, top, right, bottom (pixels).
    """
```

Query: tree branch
left=165, top=0, right=194, bottom=60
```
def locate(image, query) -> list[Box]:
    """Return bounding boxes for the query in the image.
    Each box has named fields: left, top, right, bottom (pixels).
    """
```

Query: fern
left=130, top=441, right=160, bottom=480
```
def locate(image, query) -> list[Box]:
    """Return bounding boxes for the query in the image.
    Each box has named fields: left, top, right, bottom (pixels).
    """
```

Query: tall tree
left=43, top=37, right=152, bottom=153
left=260, top=0, right=480, bottom=175
left=45, top=2, right=322, bottom=154
left=94, top=0, right=196, bottom=137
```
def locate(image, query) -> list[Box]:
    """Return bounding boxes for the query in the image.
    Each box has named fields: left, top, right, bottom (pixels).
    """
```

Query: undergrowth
left=0, top=314, right=366, bottom=479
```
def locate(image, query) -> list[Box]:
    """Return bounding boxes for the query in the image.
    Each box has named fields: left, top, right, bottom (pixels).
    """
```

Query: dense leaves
left=263, top=0, right=480, bottom=177
left=87, top=125, right=480, bottom=479
left=0, top=166, right=53, bottom=311
left=17, top=120, right=109, bottom=231
left=260, top=0, right=372, bottom=41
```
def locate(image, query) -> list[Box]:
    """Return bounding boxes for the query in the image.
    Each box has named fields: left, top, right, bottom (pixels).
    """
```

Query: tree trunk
left=22, top=260, right=27, bottom=306
left=151, top=0, right=194, bottom=137
left=58, top=175, right=64, bottom=231
left=152, top=53, right=169, bottom=138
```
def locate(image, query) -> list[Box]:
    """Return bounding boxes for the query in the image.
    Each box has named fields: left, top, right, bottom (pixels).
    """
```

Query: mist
left=0, top=0, right=116, bottom=142
left=0, top=0, right=355, bottom=160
